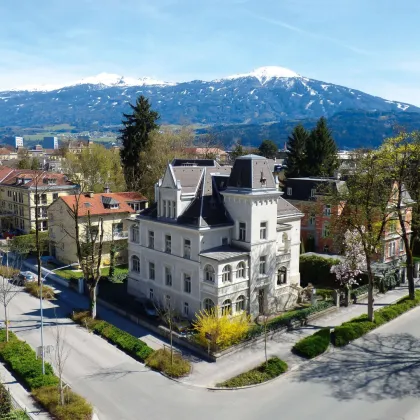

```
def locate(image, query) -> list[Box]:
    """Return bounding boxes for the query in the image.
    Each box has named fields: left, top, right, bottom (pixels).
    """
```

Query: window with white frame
left=389, top=241, right=396, bottom=257
left=172, top=201, right=176, bottom=218
left=260, top=222, right=267, bottom=240
left=149, top=262, right=155, bottom=280
left=203, top=298, right=215, bottom=312
left=221, top=299, right=232, bottom=315
left=311, top=188, right=316, bottom=198
left=148, top=231, right=154, bottom=249
left=309, top=213, right=315, bottom=226
left=162, top=200, right=167, bottom=217
left=236, top=262, right=245, bottom=278
left=165, top=234, right=172, bottom=253
left=131, top=225, right=139, bottom=243
left=277, top=267, right=287, bottom=285
left=184, top=239, right=191, bottom=259
left=235, top=295, right=245, bottom=312
left=259, top=256, right=266, bottom=275
left=239, top=222, right=246, bottom=241
left=222, top=265, right=232, bottom=282
left=131, top=256, right=140, bottom=273
left=165, top=267, right=172, bottom=286
left=204, top=265, right=215, bottom=282
left=400, top=239, right=404, bottom=253
left=222, top=237, right=228, bottom=245
left=322, top=223, right=330, bottom=238
left=324, top=205, right=331, bottom=216
left=165, top=294, right=171, bottom=308
left=287, top=187, right=292, bottom=196
left=184, top=274, right=191, bottom=294
left=149, top=288, right=154, bottom=300
left=168, top=201, right=172, bottom=218
left=183, top=302, right=189, bottom=316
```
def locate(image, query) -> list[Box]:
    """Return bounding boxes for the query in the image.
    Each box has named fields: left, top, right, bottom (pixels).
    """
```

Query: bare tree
left=154, top=299, right=178, bottom=366
left=0, top=266, right=20, bottom=342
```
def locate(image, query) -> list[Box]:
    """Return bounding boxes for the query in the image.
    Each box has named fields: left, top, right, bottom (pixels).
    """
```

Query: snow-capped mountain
left=0, top=66, right=418, bottom=129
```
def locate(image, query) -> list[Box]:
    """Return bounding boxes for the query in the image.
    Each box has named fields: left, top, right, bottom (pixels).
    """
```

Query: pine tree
left=285, top=124, right=309, bottom=178
left=119, top=96, right=160, bottom=191
left=306, top=117, right=338, bottom=176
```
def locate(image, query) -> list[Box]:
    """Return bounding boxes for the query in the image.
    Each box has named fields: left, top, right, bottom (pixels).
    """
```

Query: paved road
left=7, top=286, right=420, bottom=420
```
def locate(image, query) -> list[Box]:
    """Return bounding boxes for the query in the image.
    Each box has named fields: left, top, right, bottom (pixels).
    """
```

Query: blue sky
left=1, top=0, right=419, bottom=104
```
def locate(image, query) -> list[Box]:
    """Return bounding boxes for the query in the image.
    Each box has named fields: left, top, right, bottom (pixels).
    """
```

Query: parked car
left=136, top=298, right=158, bottom=318
left=15, top=271, right=36, bottom=286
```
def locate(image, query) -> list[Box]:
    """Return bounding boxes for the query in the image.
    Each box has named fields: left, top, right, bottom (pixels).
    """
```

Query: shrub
left=299, top=255, right=341, bottom=287
left=193, top=309, right=250, bottom=351
left=292, top=328, right=331, bottom=359
left=333, top=290, right=420, bottom=347
left=146, top=349, right=191, bottom=378
left=71, top=311, right=154, bottom=362
left=316, top=289, right=334, bottom=301
left=0, top=381, right=12, bottom=416
left=24, top=283, right=55, bottom=300
left=217, top=357, right=288, bottom=387
left=32, top=386, right=92, bottom=420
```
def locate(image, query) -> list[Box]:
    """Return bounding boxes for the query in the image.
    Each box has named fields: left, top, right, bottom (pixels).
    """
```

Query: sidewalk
left=0, top=362, right=51, bottom=420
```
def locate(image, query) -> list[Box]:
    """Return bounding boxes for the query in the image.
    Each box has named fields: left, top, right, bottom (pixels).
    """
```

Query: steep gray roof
left=277, top=196, right=303, bottom=217
left=172, top=166, right=204, bottom=194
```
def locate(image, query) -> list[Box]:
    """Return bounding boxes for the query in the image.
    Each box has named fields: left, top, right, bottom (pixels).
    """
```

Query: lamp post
left=39, top=262, right=78, bottom=375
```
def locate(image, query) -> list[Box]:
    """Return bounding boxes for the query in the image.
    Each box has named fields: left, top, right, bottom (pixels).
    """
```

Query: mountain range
left=1, top=66, right=420, bottom=149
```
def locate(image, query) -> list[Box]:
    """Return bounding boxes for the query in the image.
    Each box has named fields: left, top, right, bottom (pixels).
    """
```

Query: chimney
left=104, top=185, right=110, bottom=193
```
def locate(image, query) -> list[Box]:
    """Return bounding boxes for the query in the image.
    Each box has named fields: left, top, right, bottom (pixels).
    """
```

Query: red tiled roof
left=60, top=192, right=148, bottom=216
left=0, top=169, right=75, bottom=188
left=0, top=167, right=14, bottom=182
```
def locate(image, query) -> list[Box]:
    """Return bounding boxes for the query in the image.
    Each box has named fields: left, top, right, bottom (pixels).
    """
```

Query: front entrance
left=258, top=288, right=265, bottom=315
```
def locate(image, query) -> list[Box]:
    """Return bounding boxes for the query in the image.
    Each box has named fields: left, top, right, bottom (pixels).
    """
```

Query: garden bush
left=145, top=349, right=191, bottom=378
left=32, top=386, right=92, bottom=420
left=316, top=289, right=334, bottom=301
left=217, top=357, right=288, bottom=387
left=0, top=381, right=12, bottom=417
left=299, top=255, right=341, bottom=287
left=24, top=283, right=55, bottom=300
left=71, top=311, right=154, bottom=362
left=292, top=328, right=331, bottom=359
left=333, top=290, right=420, bottom=347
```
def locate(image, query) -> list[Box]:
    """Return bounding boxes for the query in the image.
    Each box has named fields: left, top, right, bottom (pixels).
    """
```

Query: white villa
left=127, top=155, right=303, bottom=319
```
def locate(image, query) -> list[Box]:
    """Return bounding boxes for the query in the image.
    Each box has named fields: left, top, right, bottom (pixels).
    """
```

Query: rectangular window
left=52, top=193, right=59, bottom=201
left=165, top=267, right=172, bottom=286
left=222, top=237, right=228, bottom=246
left=260, top=222, right=267, bottom=240
left=149, top=288, right=154, bottom=300
left=165, top=295, right=171, bottom=308
left=184, top=274, right=191, bottom=294
left=400, top=240, right=404, bottom=253
left=148, top=231, right=154, bottom=249
left=131, top=226, right=139, bottom=243
left=165, top=235, right=172, bottom=253
left=163, top=200, right=167, bottom=217
left=184, top=302, right=189, bottom=316
left=309, top=213, right=316, bottom=226
left=277, top=268, right=287, bottom=285
left=149, top=262, right=155, bottom=280
left=324, top=205, right=331, bottom=216
left=259, top=256, right=266, bottom=275
left=168, top=201, right=172, bottom=218
left=310, top=188, right=316, bottom=198
left=172, top=201, right=176, bottom=218
left=239, top=222, right=246, bottom=241
left=184, top=239, right=191, bottom=259
left=287, top=187, right=292, bottom=196
left=323, top=223, right=330, bottom=238
left=389, top=242, right=396, bottom=257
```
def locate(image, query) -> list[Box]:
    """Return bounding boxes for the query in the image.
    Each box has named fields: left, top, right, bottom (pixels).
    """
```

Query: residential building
left=0, top=169, right=78, bottom=233
left=43, top=136, right=59, bottom=150
left=127, top=155, right=303, bottom=319
left=48, top=190, right=148, bottom=265
left=14, top=137, right=23, bottom=148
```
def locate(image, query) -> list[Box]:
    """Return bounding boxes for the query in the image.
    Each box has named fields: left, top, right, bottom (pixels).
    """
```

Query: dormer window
left=44, top=178, right=57, bottom=185
left=101, top=195, right=120, bottom=209
left=110, top=204, right=119, bottom=209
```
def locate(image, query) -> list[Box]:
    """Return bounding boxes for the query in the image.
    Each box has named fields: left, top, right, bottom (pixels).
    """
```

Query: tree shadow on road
left=295, top=333, right=420, bottom=401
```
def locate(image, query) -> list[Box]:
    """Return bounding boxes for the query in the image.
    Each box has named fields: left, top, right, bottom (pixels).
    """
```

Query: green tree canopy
left=119, top=96, right=160, bottom=191
left=258, top=140, right=278, bottom=159
left=306, top=117, right=338, bottom=176
left=230, top=141, right=247, bottom=162
left=285, top=124, right=309, bottom=178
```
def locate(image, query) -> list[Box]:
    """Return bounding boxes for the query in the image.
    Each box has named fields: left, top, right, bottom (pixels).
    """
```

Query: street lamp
left=39, top=262, right=78, bottom=375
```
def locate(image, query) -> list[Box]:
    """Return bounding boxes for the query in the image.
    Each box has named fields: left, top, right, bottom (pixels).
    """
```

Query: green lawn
left=56, top=264, right=128, bottom=280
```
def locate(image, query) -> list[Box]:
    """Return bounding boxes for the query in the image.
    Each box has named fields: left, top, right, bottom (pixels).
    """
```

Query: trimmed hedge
left=292, top=328, right=331, bottom=359
left=145, top=349, right=190, bottom=378
left=300, top=255, right=341, bottom=287
left=0, top=331, right=92, bottom=420
left=217, top=357, right=288, bottom=387
left=247, top=301, right=334, bottom=339
left=333, top=290, right=420, bottom=347
left=316, top=289, right=334, bottom=301
left=71, top=311, right=154, bottom=362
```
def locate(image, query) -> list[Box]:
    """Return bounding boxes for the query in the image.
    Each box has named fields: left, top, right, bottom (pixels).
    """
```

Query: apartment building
left=48, top=190, right=148, bottom=265
left=0, top=168, right=78, bottom=234
left=127, top=155, right=303, bottom=319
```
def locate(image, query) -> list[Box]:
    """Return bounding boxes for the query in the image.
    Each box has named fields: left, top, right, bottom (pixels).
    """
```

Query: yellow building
left=48, top=191, right=148, bottom=265
left=0, top=168, right=78, bottom=234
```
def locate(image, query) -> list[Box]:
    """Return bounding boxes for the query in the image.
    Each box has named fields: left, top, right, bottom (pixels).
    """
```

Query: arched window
left=131, top=225, right=139, bottom=243
left=277, top=267, right=287, bottom=285
left=221, top=299, right=232, bottom=315
left=204, top=265, right=215, bottom=282
left=131, top=255, right=140, bottom=273
left=236, top=262, right=246, bottom=278
left=235, top=295, right=245, bottom=312
left=222, top=265, right=232, bottom=282
left=203, top=298, right=215, bottom=312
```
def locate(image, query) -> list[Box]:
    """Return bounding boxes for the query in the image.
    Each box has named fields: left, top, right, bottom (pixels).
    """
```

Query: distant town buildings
left=43, top=136, right=59, bottom=150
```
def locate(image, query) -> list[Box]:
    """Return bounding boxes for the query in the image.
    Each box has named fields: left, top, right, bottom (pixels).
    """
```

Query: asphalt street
left=6, top=287, right=420, bottom=420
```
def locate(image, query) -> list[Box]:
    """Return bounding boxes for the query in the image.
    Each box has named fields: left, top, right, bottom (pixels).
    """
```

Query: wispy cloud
left=248, top=13, right=373, bottom=56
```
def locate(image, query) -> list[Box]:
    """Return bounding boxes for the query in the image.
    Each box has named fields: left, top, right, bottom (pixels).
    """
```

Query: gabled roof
left=59, top=192, right=147, bottom=217
left=0, top=169, right=75, bottom=189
